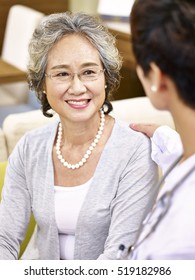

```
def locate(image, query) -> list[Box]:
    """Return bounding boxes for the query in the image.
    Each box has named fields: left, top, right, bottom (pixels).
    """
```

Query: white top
left=54, top=178, right=92, bottom=260
left=132, top=126, right=195, bottom=259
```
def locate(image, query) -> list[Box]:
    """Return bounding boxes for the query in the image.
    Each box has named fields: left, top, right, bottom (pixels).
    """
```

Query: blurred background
left=0, top=0, right=144, bottom=127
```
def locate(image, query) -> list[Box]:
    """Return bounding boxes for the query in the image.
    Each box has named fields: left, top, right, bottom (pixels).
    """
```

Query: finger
left=129, top=123, right=159, bottom=137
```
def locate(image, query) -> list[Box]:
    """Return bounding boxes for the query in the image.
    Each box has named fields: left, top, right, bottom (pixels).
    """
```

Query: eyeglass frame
left=45, top=68, right=105, bottom=84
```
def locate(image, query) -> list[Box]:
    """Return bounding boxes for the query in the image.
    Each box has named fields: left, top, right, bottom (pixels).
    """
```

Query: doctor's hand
left=129, top=123, right=160, bottom=138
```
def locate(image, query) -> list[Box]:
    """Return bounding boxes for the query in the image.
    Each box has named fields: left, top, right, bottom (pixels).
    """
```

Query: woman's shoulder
left=8, top=120, right=58, bottom=164
left=12, top=120, right=59, bottom=155
left=113, top=119, right=150, bottom=144
left=25, top=119, right=58, bottom=140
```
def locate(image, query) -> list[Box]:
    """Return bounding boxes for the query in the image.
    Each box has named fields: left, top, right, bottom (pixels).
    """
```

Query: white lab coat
left=132, top=126, right=195, bottom=259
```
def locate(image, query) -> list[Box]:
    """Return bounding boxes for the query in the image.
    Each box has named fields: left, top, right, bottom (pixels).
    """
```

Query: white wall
left=98, top=0, right=134, bottom=17
left=69, top=0, right=99, bottom=15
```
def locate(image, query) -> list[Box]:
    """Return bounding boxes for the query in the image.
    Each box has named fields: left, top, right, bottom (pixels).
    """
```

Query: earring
left=43, top=90, right=46, bottom=94
left=29, top=80, right=33, bottom=89
left=105, top=85, right=107, bottom=89
left=151, top=85, right=157, bottom=93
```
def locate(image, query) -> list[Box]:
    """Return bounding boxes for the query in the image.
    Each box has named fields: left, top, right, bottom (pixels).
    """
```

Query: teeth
left=67, top=100, right=88, bottom=105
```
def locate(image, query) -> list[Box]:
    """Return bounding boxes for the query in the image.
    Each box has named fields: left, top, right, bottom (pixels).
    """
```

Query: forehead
left=47, top=34, right=101, bottom=69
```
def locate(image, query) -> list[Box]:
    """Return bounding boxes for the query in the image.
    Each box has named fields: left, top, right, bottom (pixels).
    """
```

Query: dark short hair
left=130, top=0, right=195, bottom=108
left=28, top=12, right=122, bottom=117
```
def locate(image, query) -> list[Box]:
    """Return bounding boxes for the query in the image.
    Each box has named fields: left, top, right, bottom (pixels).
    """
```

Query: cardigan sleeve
left=98, top=133, right=159, bottom=259
left=0, top=135, right=31, bottom=259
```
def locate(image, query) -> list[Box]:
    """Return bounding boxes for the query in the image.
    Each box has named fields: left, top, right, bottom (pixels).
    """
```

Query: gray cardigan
left=0, top=119, right=158, bottom=260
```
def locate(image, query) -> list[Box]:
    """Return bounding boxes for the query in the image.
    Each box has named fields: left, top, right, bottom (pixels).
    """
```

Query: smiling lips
left=66, top=99, right=90, bottom=108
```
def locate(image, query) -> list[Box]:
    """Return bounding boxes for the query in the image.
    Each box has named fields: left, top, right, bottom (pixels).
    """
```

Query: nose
left=67, top=74, right=87, bottom=95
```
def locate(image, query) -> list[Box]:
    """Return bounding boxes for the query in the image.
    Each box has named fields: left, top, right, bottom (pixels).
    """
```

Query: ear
left=136, top=63, right=161, bottom=91
left=149, top=62, right=163, bottom=92
left=136, top=64, right=161, bottom=94
left=137, top=62, right=169, bottom=93
left=136, top=65, right=145, bottom=84
left=136, top=63, right=170, bottom=110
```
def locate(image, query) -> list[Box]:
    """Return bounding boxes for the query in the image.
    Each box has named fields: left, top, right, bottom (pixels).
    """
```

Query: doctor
left=128, top=0, right=195, bottom=259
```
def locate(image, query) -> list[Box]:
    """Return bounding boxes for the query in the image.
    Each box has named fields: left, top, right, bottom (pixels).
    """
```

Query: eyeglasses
left=45, top=68, right=105, bottom=84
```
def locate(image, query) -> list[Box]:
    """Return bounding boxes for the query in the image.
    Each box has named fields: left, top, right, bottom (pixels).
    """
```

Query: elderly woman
left=0, top=12, right=158, bottom=260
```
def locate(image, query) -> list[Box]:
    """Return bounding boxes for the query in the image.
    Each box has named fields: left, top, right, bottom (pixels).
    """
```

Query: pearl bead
left=55, top=109, right=105, bottom=170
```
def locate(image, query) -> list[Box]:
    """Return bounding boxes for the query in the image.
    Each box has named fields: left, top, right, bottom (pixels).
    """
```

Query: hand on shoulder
left=129, top=123, right=160, bottom=138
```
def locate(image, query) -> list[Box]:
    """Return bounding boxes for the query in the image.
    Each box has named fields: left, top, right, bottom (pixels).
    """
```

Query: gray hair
left=28, top=11, right=122, bottom=117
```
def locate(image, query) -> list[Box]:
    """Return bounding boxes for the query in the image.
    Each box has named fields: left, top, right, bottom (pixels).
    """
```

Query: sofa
left=0, top=96, right=175, bottom=162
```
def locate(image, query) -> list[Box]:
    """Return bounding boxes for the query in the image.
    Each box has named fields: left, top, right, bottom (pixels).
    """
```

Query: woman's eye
left=55, top=72, right=69, bottom=77
left=84, top=69, right=95, bottom=75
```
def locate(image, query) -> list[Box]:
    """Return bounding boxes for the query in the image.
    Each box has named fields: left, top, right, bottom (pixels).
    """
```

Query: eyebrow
left=50, top=62, right=100, bottom=70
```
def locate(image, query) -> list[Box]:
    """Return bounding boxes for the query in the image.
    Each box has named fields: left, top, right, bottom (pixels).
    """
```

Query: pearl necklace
left=55, top=109, right=105, bottom=170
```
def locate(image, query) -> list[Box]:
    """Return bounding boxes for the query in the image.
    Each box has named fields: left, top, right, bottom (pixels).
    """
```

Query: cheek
left=89, top=79, right=106, bottom=97
left=46, top=83, right=67, bottom=99
left=91, top=85, right=106, bottom=101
